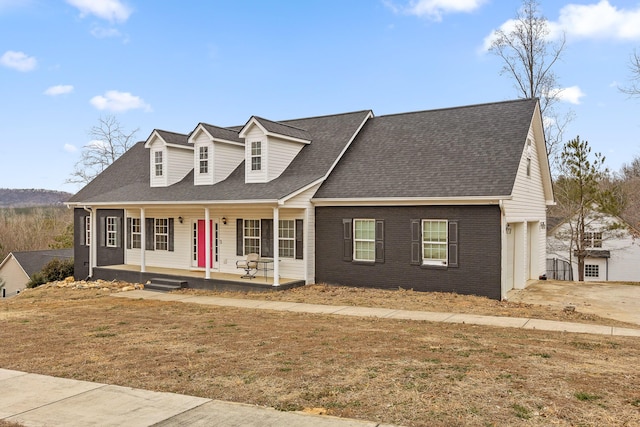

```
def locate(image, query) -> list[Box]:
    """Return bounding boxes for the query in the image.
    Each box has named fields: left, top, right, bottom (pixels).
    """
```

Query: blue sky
left=1, top=0, right=640, bottom=192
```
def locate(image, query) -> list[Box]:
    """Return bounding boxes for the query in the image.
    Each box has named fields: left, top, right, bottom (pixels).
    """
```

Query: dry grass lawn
left=1, top=283, right=639, bottom=426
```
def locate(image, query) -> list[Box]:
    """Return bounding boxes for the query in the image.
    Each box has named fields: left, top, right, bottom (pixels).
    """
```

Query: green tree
left=556, top=136, right=621, bottom=281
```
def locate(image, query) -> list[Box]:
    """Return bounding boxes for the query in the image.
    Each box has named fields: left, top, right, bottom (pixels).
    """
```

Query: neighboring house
left=66, top=98, right=553, bottom=300
left=547, top=212, right=640, bottom=282
left=0, top=249, right=73, bottom=298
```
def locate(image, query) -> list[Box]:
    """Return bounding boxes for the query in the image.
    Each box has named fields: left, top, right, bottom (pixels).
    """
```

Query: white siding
left=0, top=255, right=29, bottom=297
left=194, top=132, right=214, bottom=186
left=124, top=206, right=309, bottom=281
left=245, top=127, right=267, bottom=183
left=267, top=136, right=304, bottom=181
left=167, top=146, right=194, bottom=186
left=214, top=142, right=244, bottom=183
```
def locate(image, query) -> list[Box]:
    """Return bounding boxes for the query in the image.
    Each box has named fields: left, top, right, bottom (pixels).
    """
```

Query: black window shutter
left=261, top=219, right=273, bottom=258
left=126, top=217, right=132, bottom=249
left=145, top=218, right=155, bottom=251
left=410, top=219, right=421, bottom=265
left=343, top=218, right=352, bottom=262
left=80, top=216, right=86, bottom=246
left=375, top=219, right=384, bottom=263
left=236, top=218, right=243, bottom=256
left=448, top=221, right=458, bottom=268
left=116, top=216, right=123, bottom=248
left=168, top=218, right=175, bottom=252
left=295, top=219, right=304, bottom=260
left=99, top=215, right=105, bottom=247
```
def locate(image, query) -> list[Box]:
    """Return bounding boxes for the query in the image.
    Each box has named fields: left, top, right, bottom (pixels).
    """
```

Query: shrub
left=27, top=258, right=74, bottom=288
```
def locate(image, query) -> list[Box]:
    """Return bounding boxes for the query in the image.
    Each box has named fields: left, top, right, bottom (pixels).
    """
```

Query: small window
left=251, top=141, right=262, bottom=171
left=584, top=232, right=603, bottom=248
left=106, top=216, right=118, bottom=247
left=199, top=146, right=209, bottom=174
left=422, top=220, right=448, bottom=265
left=154, top=151, right=163, bottom=177
left=279, top=220, right=295, bottom=258
left=155, top=218, right=169, bottom=251
left=585, top=264, right=599, bottom=278
left=353, top=219, right=375, bottom=262
left=130, top=218, right=141, bottom=249
left=244, top=219, right=260, bottom=255
left=85, top=216, right=91, bottom=246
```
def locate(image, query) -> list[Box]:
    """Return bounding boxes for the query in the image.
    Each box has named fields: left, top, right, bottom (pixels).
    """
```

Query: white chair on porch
left=236, top=253, right=259, bottom=279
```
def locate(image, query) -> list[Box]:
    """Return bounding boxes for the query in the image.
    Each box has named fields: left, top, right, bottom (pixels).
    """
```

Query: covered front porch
left=93, top=264, right=305, bottom=292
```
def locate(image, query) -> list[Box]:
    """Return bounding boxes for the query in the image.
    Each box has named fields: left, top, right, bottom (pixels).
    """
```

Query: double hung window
left=353, top=219, right=376, bottom=262
left=106, top=217, right=118, bottom=247
left=130, top=218, right=141, bottom=249
left=422, top=220, right=448, bottom=265
left=279, top=220, right=295, bottom=258
left=244, top=219, right=260, bottom=255
left=155, top=218, right=169, bottom=251
left=154, top=151, right=163, bottom=177
left=584, top=232, right=603, bottom=248
left=250, top=141, right=262, bottom=171
left=199, top=146, right=209, bottom=174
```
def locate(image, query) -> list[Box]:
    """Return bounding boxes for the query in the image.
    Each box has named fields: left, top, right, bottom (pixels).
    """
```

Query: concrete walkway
left=113, top=289, right=640, bottom=337
left=0, top=369, right=395, bottom=427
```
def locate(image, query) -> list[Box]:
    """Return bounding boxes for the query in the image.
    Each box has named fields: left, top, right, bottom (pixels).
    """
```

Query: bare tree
left=620, top=49, right=640, bottom=97
left=67, top=115, right=139, bottom=185
left=489, top=0, right=570, bottom=170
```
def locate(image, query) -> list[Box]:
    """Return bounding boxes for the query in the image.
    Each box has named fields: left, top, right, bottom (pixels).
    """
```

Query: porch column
left=304, top=207, right=309, bottom=284
left=205, top=207, right=211, bottom=279
left=272, top=206, right=280, bottom=286
left=140, top=207, right=146, bottom=273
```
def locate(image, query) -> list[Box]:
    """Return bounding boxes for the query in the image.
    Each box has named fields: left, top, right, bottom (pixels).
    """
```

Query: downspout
left=499, top=200, right=508, bottom=300
left=83, top=206, right=93, bottom=280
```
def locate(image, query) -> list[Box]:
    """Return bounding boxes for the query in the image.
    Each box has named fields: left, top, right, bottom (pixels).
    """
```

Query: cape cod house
left=66, top=98, right=553, bottom=299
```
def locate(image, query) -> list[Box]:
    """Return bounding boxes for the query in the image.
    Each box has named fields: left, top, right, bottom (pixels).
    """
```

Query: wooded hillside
left=0, top=188, right=72, bottom=208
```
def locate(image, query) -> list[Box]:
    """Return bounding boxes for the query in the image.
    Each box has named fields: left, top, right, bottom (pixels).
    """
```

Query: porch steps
left=145, top=278, right=188, bottom=292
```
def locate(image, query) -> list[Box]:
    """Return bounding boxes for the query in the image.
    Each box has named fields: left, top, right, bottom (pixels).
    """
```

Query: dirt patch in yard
left=1, top=283, right=639, bottom=426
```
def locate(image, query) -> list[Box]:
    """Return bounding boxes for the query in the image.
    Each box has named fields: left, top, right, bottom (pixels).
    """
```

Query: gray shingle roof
left=155, top=130, right=189, bottom=146
left=68, top=110, right=372, bottom=204
left=10, top=249, right=73, bottom=277
left=249, top=116, right=311, bottom=142
left=314, top=98, right=538, bottom=199
left=200, top=123, right=244, bottom=143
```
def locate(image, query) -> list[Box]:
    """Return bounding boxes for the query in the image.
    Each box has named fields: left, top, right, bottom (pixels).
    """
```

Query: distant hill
left=0, top=188, right=73, bottom=208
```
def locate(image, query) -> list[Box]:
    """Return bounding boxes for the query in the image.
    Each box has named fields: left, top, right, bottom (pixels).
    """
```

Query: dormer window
left=251, top=141, right=262, bottom=171
left=199, top=146, right=209, bottom=174
left=154, top=151, right=163, bottom=177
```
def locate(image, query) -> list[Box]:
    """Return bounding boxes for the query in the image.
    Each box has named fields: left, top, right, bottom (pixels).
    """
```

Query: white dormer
left=188, top=124, right=245, bottom=186
left=239, top=116, right=311, bottom=184
left=144, top=130, right=193, bottom=187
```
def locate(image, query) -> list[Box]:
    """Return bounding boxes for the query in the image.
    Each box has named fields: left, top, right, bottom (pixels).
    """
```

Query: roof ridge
left=155, top=129, right=188, bottom=137
left=280, top=109, right=373, bottom=123
left=375, top=98, right=536, bottom=119
left=253, top=116, right=308, bottom=132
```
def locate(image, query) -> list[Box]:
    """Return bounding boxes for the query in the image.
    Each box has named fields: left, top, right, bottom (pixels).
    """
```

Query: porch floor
left=94, top=264, right=305, bottom=292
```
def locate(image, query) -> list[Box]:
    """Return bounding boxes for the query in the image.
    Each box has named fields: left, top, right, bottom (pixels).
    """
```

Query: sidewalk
left=0, top=369, right=395, bottom=427
left=113, top=289, right=640, bottom=337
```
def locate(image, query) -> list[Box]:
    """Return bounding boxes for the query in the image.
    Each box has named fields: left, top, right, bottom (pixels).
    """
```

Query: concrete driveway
left=508, top=281, right=640, bottom=326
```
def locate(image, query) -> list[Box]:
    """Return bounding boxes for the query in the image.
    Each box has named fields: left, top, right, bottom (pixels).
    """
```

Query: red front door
left=197, top=220, right=215, bottom=268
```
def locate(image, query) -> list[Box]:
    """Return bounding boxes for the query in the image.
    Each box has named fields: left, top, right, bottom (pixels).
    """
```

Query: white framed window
left=250, top=141, right=262, bottom=171
left=585, top=264, right=599, bottom=278
left=154, top=150, right=163, bottom=177
left=199, top=146, right=209, bottom=174
left=584, top=232, right=603, bottom=248
left=422, top=219, right=448, bottom=265
left=279, top=220, right=295, bottom=258
left=130, top=218, right=141, bottom=249
left=244, top=219, right=260, bottom=255
left=155, top=218, right=169, bottom=251
left=353, top=219, right=375, bottom=262
left=106, top=216, right=117, bottom=247
left=85, top=216, right=91, bottom=246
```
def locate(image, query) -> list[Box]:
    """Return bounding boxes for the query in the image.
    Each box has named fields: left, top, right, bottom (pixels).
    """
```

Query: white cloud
left=90, top=26, right=122, bottom=38
left=548, top=86, right=586, bottom=105
left=556, top=1, right=640, bottom=41
left=66, top=0, right=132, bottom=23
left=44, top=85, right=74, bottom=96
left=483, top=0, right=640, bottom=51
left=63, top=144, right=77, bottom=153
left=387, top=0, right=486, bottom=21
left=90, top=90, right=152, bottom=113
left=0, top=50, right=37, bottom=72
